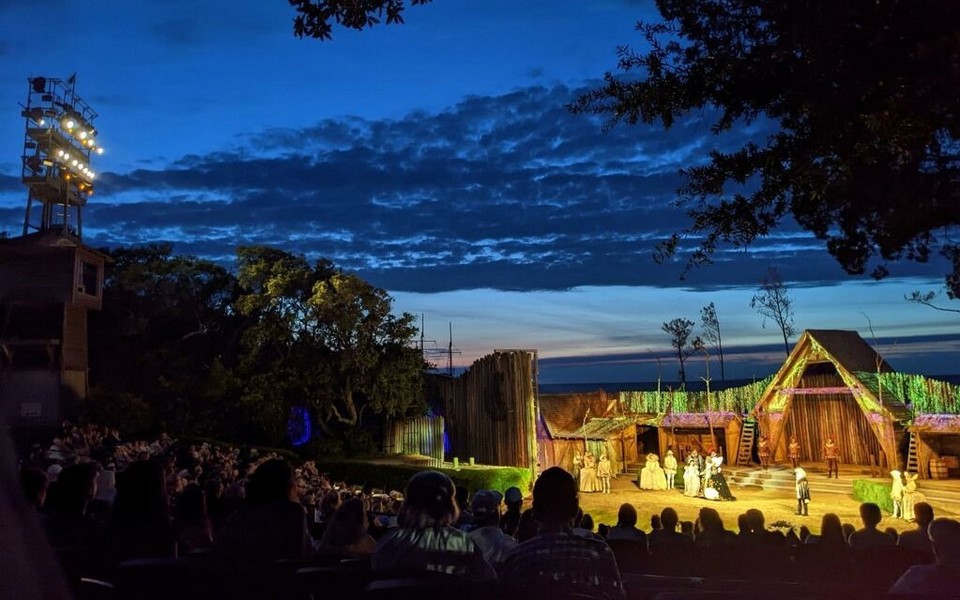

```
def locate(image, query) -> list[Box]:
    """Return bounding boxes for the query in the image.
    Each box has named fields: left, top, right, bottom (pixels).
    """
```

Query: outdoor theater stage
left=576, top=462, right=960, bottom=535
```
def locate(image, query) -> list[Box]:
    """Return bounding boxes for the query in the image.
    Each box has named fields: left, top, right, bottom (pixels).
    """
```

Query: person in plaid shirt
left=500, top=467, right=625, bottom=599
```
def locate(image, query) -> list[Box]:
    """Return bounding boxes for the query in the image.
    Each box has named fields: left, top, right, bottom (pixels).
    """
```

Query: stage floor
left=575, top=464, right=960, bottom=537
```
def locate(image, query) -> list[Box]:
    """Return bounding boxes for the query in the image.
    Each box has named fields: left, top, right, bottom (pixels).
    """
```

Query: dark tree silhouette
left=750, top=267, right=795, bottom=356
left=290, top=0, right=431, bottom=40
left=662, top=317, right=696, bottom=386
left=699, top=302, right=725, bottom=381
left=572, top=0, right=960, bottom=298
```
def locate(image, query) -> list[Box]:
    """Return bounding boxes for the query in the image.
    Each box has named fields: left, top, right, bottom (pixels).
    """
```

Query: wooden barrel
left=930, top=458, right=948, bottom=480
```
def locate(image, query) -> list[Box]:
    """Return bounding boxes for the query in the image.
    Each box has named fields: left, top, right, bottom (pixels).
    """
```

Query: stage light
left=78, top=131, right=88, bottom=140
left=96, top=147, right=103, bottom=155
left=62, top=118, right=76, bottom=130
left=31, top=77, right=46, bottom=93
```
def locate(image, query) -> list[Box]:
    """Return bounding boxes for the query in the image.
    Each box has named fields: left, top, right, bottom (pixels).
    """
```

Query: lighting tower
left=20, top=76, right=102, bottom=237
left=0, top=76, right=108, bottom=428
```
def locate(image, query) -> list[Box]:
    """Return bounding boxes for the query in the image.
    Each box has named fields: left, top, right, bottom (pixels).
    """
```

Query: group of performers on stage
left=572, top=451, right=614, bottom=494
left=631, top=447, right=737, bottom=501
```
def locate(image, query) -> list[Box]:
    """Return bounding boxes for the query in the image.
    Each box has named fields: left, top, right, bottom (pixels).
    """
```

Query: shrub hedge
left=314, top=460, right=533, bottom=496
left=852, top=478, right=894, bottom=514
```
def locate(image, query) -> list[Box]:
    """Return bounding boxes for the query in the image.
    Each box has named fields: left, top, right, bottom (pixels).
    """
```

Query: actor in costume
left=823, top=437, right=840, bottom=478
left=596, top=453, right=612, bottom=495
left=758, top=435, right=771, bottom=469
left=682, top=455, right=701, bottom=497
left=890, top=470, right=904, bottom=519
left=663, top=450, right=678, bottom=489
left=704, top=453, right=735, bottom=501
left=788, top=437, right=801, bottom=469
left=580, top=452, right=599, bottom=493
left=901, top=473, right=924, bottom=522
left=639, top=453, right=666, bottom=490
left=572, top=451, right=583, bottom=481
left=795, top=467, right=811, bottom=516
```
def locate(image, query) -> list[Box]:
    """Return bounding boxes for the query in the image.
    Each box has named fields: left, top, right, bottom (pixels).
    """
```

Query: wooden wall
left=383, top=415, right=444, bottom=468
left=435, top=351, right=537, bottom=472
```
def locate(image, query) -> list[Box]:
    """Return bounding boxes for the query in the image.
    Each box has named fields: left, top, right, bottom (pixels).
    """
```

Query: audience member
left=500, top=467, right=625, bottom=599
left=804, top=513, right=846, bottom=547
left=500, top=486, right=523, bottom=538
left=848, top=502, right=896, bottom=548
left=606, top=503, right=647, bottom=543
left=172, top=483, right=214, bottom=555
left=216, top=458, right=310, bottom=562
left=889, top=518, right=960, bottom=596
left=372, top=470, right=495, bottom=580
left=898, top=502, right=935, bottom=556
left=694, top=507, right=736, bottom=549
left=466, top=489, right=517, bottom=569
left=20, top=466, right=48, bottom=511
left=648, top=507, right=693, bottom=554
left=107, top=459, right=175, bottom=561
left=318, top=497, right=376, bottom=556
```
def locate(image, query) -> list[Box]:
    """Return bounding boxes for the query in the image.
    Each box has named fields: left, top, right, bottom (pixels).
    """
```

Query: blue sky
left=1, top=1, right=957, bottom=384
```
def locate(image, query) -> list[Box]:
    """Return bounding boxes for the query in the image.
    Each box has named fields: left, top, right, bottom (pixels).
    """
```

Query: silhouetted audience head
left=914, top=502, right=934, bottom=528
left=820, top=513, right=845, bottom=545
left=661, top=507, right=679, bottom=532
left=651, top=514, right=662, bottom=530
left=470, top=490, right=502, bottom=527
left=516, top=507, right=540, bottom=542
left=174, top=483, right=209, bottom=529
left=398, top=470, right=459, bottom=528
left=929, top=518, right=960, bottom=565
left=246, top=459, right=295, bottom=506
left=745, top=508, right=765, bottom=532
left=616, top=502, right=638, bottom=528
left=532, top=467, right=579, bottom=530
left=698, top=507, right=724, bottom=534
left=321, top=497, right=369, bottom=548
left=859, top=502, right=882, bottom=529
left=580, top=513, right=595, bottom=532
left=50, top=462, right=98, bottom=517
left=19, top=467, right=48, bottom=510
left=842, top=522, right=855, bottom=541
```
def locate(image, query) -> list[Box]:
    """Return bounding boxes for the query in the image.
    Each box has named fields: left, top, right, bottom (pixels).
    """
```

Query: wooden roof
left=657, top=411, right=741, bottom=429
left=538, top=391, right=620, bottom=440
left=754, top=329, right=910, bottom=420
left=911, top=414, right=960, bottom=434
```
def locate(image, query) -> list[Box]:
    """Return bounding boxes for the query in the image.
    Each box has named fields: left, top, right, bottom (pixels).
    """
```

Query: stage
left=576, top=462, right=960, bottom=536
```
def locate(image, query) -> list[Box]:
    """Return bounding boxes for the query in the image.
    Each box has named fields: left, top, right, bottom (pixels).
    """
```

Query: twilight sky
left=1, top=1, right=957, bottom=385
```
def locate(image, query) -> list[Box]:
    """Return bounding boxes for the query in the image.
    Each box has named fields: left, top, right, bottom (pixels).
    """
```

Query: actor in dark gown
left=705, top=454, right=736, bottom=501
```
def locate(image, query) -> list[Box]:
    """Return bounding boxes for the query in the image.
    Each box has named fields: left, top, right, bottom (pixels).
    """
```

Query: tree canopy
left=290, top=0, right=432, bottom=40
left=88, top=244, right=426, bottom=447
left=572, top=0, right=960, bottom=295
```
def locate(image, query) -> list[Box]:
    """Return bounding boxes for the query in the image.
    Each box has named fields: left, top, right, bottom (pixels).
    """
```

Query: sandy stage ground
left=575, top=474, right=924, bottom=537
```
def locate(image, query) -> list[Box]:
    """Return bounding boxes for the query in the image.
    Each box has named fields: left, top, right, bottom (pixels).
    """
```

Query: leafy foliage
left=621, top=376, right=773, bottom=414
left=235, top=246, right=426, bottom=443
left=290, top=0, right=432, bottom=40
left=572, top=0, right=960, bottom=296
left=864, top=371, right=960, bottom=415
left=88, top=244, right=426, bottom=448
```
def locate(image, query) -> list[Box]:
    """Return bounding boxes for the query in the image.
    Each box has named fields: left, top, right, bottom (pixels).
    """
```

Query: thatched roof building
left=752, top=329, right=910, bottom=469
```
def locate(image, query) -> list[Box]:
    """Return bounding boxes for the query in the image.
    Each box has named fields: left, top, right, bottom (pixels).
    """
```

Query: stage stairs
left=725, top=464, right=960, bottom=518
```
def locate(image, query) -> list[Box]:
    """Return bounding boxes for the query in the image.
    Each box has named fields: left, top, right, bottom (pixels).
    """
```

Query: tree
left=750, top=267, right=795, bottom=356
left=89, top=244, right=242, bottom=436
left=699, top=302, right=725, bottom=380
left=235, top=246, right=425, bottom=442
left=905, top=289, right=960, bottom=315
left=572, top=1, right=960, bottom=297
left=290, top=0, right=431, bottom=40
left=662, top=317, right=696, bottom=386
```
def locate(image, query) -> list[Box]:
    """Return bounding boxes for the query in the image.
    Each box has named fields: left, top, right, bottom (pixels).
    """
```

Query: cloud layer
left=3, top=84, right=947, bottom=294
